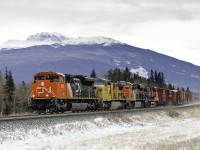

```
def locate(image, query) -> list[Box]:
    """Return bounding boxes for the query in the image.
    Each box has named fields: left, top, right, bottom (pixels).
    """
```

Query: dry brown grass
left=167, top=109, right=180, bottom=118
left=8, top=112, right=32, bottom=117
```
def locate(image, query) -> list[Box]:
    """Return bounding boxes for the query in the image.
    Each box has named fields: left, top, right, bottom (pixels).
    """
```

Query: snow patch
left=113, top=59, right=121, bottom=66
left=170, top=70, right=186, bottom=76
left=113, top=59, right=131, bottom=66
left=130, top=66, right=148, bottom=78
left=191, top=74, right=200, bottom=79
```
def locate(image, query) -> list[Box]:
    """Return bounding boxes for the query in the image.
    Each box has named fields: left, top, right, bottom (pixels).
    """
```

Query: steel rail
left=0, top=103, right=200, bottom=122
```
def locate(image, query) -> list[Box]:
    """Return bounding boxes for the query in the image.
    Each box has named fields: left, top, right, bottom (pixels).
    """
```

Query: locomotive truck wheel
left=37, top=109, right=43, bottom=115
left=155, top=102, right=158, bottom=107
left=143, top=101, right=146, bottom=108
left=147, top=101, right=150, bottom=107
left=55, top=106, right=60, bottom=113
left=49, top=105, right=56, bottom=114
left=29, top=107, right=35, bottom=113
left=60, top=108, right=65, bottom=113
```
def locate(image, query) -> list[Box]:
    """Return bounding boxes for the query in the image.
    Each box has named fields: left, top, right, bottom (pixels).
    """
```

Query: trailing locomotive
left=28, top=72, right=199, bottom=114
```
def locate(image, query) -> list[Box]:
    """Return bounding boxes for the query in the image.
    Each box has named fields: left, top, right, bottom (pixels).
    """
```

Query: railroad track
left=0, top=102, right=200, bottom=122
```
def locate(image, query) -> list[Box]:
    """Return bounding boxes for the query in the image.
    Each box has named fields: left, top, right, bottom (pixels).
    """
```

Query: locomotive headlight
left=46, top=94, right=49, bottom=97
left=32, top=95, right=35, bottom=98
left=41, top=82, right=44, bottom=86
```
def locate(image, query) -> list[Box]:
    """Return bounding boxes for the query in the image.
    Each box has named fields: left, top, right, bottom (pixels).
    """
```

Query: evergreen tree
left=5, top=70, right=15, bottom=99
left=147, top=69, right=166, bottom=88
left=148, top=70, right=155, bottom=86
left=154, top=71, right=158, bottom=85
left=0, top=71, right=4, bottom=116
left=90, top=69, right=97, bottom=78
left=168, top=83, right=173, bottom=90
left=123, top=67, right=131, bottom=81
left=181, top=87, right=185, bottom=91
left=15, top=81, right=30, bottom=113
left=115, top=68, right=122, bottom=82
left=157, top=72, right=165, bottom=87
left=158, top=72, right=166, bottom=87
left=149, top=69, right=154, bottom=84
left=186, top=87, right=190, bottom=93
left=106, top=69, right=113, bottom=81
left=3, top=69, right=15, bottom=115
left=106, top=67, right=132, bottom=82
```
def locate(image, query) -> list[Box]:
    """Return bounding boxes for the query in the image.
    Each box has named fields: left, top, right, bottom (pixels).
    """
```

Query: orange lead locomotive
left=28, top=72, right=98, bottom=114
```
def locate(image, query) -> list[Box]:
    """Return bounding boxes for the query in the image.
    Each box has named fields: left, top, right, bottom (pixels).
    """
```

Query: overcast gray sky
left=1, top=0, right=200, bottom=66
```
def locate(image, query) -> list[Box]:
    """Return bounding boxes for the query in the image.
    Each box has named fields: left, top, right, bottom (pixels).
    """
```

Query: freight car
left=155, top=87, right=195, bottom=105
left=28, top=72, right=199, bottom=114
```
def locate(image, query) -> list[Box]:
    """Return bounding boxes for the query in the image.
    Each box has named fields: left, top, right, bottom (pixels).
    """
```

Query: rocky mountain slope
left=0, top=32, right=200, bottom=91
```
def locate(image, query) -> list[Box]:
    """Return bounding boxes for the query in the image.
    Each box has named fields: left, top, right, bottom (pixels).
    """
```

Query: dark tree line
left=91, top=67, right=147, bottom=84
left=0, top=68, right=15, bottom=115
left=147, top=69, right=166, bottom=88
left=90, top=67, right=190, bottom=92
left=106, top=67, right=132, bottom=82
left=90, top=69, right=97, bottom=78
left=90, top=67, right=158, bottom=85
left=0, top=68, right=29, bottom=116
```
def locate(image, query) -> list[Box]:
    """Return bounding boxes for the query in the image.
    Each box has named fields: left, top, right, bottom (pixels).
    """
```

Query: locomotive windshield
left=34, top=75, right=44, bottom=80
left=34, top=74, right=59, bottom=82
left=95, top=78, right=111, bottom=85
left=46, top=75, right=58, bottom=82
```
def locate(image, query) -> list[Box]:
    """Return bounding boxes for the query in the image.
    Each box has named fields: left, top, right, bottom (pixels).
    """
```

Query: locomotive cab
left=30, top=72, right=66, bottom=99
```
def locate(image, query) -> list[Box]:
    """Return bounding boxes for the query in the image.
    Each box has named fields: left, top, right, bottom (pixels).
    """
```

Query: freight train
left=28, top=72, right=199, bottom=114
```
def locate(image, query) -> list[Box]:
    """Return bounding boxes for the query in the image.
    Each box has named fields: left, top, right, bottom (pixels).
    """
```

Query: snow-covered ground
left=0, top=106, right=200, bottom=150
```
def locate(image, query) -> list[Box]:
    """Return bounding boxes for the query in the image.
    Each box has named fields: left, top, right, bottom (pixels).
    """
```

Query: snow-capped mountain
left=0, top=32, right=124, bottom=49
left=27, top=32, right=71, bottom=42
left=0, top=32, right=200, bottom=91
